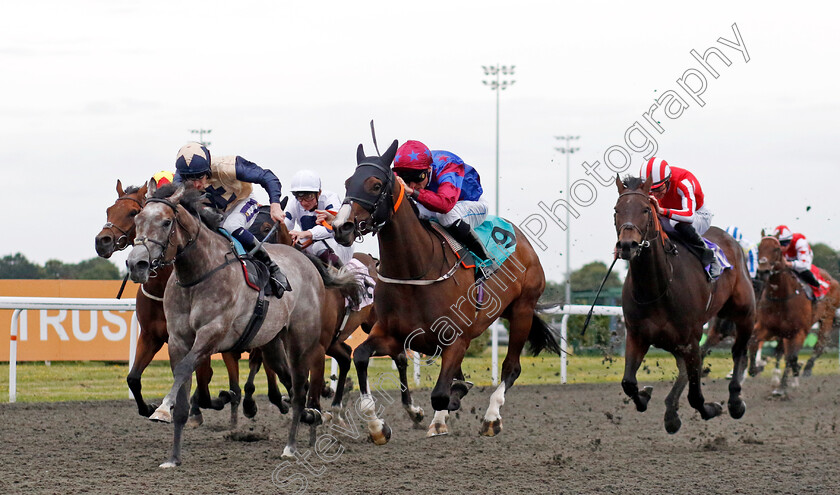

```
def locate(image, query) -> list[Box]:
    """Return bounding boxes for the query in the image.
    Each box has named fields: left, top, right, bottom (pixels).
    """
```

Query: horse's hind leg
left=727, top=312, right=752, bottom=419
left=663, top=355, right=689, bottom=434
left=221, top=352, right=242, bottom=429
left=803, top=315, right=832, bottom=376
left=622, top=332, right=652, bottom=412
left=243, top=349, right=263, bottom=418
left=393, top=352, right=425, bottom=428
left=684, top=344, right=724, bottom=421
left=187, top=356, right=214, bottom=428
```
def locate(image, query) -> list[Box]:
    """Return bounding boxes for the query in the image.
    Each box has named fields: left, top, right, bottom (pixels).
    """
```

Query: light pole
left=554, top=135, right=580, bottom=307
left=482, top=64, right=515, bottom=216
left=190, top=128, right=212, bottom=146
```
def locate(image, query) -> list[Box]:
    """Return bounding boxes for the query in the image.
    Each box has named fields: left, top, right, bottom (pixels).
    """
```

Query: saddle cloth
left=217, top=228, right=270, bottom=293
left=429, top=215, right=517, bottom=278
left=702, top=238, right=732, bottom=280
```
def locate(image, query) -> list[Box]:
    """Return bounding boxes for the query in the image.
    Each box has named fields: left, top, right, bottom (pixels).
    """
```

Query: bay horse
left=751, top=236, right=840, bottom=394
left=126, top=183, right=360, bottom=466
left=332, top=140, right=561, bottom=443
left=244, top=208, right=380, bottom=423
left=94, top=179, right=276, bottom=426
left=614, top=175, right=755, bottom=433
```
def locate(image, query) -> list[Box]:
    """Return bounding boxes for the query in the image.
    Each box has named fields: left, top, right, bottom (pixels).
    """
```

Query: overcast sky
left=2, top=0, right=838, bottom=283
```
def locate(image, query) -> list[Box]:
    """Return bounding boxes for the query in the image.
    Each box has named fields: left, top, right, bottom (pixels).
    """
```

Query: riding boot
left=253, top=246, right=292, bottom=298
left=448, top=219, right=499, bottom=277
left=797, top=267, right=820, bottom=287
left=674, top=222, right=716, bottom=268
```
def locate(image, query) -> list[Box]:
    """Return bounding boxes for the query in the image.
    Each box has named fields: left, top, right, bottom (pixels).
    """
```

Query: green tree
left=812, top=243, right=840, bottom=281
left=74, top=258, right=122, bottom=280
left=0, top=253, right=44, bottom=279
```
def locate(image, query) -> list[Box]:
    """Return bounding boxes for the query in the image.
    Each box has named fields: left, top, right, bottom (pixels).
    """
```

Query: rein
left=133, top=197, right=201, bottom=274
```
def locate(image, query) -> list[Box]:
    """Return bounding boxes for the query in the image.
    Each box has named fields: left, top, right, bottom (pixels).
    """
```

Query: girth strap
left=222, top=286, right=270, bottom=353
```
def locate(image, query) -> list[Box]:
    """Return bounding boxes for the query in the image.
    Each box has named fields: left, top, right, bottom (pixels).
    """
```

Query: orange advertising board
left=0, top=279, right=369, bottom=363
left=0, top=279, right=160, bottom=362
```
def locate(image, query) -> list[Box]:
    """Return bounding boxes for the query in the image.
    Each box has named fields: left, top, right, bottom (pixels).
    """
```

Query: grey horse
left=126, top=182, right=358, bottom=467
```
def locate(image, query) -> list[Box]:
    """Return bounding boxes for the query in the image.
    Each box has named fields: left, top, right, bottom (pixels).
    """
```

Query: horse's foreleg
left=328, top=342, right=352, bottom=411
left=160, top=374, right=191, bottom=468
left=221, top=352, right=242, bottom=429
left=748, top=325, right=768, bottom=377
left=779, top=333, right=806, bottom=393
left=663, top=355, right=688, bottom=434
left=394, top=352, right=424, bottom=427
left=265, top=333, right=311, bottom=459
left=304, top=344, right=327, bottom=445
left=352, top=332, right=392, bottom=445
left=127, top=330, right=165, bottom=418
left=684, top=344, right=724, bottom=421
left=622, top=332, right=652, bottom=412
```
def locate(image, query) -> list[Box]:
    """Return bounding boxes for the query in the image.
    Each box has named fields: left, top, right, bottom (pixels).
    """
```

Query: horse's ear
left=146, top=178, right=158, bottom=198
left=615, top=174, right=626, bottom=194
left=169, top=184, right=186, bottom=205
left=356, top=144, right=366, bottom=165
left=116, top=179, right=125, bottom=197
left=381, top=139, right=399, bottom=167
left=138, top=183, right=148, bottom=198
left=642, top=174, right=653, bottom=194
left=761, top=228, right=766, bottom=237
left=280, top=196, right=289, bottom=210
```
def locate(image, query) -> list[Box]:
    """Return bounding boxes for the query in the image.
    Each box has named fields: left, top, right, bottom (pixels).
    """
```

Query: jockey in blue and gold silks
left=392, top=140, right=495, bottom=274
left=174, top=142, right=290, bottom=297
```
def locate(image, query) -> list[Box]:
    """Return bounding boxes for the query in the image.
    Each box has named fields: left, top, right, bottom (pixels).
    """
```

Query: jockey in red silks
left=641, top=157, right=716, bottom=269
left=391, top=140, right=495, bottom=272
left=772, top=224, right=823, bottom=288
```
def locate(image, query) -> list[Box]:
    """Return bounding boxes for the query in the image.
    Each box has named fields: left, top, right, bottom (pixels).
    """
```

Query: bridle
left=343, top=161, right=405, bottom=238
left=756, top=237, right=800, bottom=301
left=101, top=195, right=144, bottom=251
left=132, top=197, right=200, bottom=275
left=615, top=190, right=663, bottom=259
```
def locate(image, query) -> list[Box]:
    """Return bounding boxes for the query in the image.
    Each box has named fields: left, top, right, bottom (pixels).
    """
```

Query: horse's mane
left=622, top=175, right=645, bottom=191
left=124, top=185, right=143, bottom=195
left=152, top=184, right=223, bottom=230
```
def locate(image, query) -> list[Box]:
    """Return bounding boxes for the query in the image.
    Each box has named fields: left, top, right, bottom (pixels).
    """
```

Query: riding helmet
left=393, top=140, right=433, bottom=171
left=289, top=170, right=321, bottom=193
left=641, top=157, right=671, bottom=190
left=175, top=142, right=211, bottom=177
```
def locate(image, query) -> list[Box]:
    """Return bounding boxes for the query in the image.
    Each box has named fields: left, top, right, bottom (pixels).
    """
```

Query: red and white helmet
left=640, top=157, right=671, bottom=190
left=773, top=225, right=793, bottom=242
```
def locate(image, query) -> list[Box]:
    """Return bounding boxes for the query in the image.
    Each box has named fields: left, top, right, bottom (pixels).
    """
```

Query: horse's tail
left=527, top=311, right=564, bottom=357
left=302, top=252, right=364, bottom=308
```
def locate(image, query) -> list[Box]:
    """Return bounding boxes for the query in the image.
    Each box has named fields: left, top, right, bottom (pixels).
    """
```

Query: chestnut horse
left=751, top=236, right=840, bottom=394
left=333, top=140, right=561, bottom=443
left=614, top=176, right=755, bottom=433
left=94, top=179, right=276, bottom=426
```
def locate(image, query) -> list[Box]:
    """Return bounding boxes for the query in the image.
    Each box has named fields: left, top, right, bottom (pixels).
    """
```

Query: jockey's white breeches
left=667, top=204, right=713, bottom=235
left=222, top=195, right=261, bottom=232
left=417, top=196, right=490, bottom=228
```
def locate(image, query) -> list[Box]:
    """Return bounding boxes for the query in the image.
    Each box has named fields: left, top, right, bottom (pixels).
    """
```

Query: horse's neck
left=277, top=222, right=294, bottom=246
left=377, top=199, right=440, bottom=279
left=628, top=240, right=672, bottom=298
left=173, top=211, right=228, bottom=282
left=766, top=266, right=798, bottom=297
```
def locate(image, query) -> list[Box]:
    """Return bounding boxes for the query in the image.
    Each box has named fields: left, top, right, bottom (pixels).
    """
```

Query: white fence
left=3, top=297, right=839, bottom=402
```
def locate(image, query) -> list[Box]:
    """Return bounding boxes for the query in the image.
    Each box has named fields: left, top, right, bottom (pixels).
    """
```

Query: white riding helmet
left=289, top=170, right=321, bottom=193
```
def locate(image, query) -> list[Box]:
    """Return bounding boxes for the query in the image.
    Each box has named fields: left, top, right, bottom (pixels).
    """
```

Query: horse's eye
left=162, top=220, right=172, bottom=228
left=129, top=211, right=138, bottom=217
left=644, top=207, right=651, bottom=214
left=372, top=183, right=381, bottom=192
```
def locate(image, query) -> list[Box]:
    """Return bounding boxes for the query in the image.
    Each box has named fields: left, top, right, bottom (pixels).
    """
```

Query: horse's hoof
left=771, top=369, right=782, bottom=387
left=369, top=421, right=391, bottom=445
left=276, top=396, right=290, bottom=415
left=149, top=406, right=172, bottom=423
left=186, top=414, right=203, bottom=428
left=479, top=418, right=503, bottom=437
left=404, top=405, right=425, bottom=425
left=159, top=459, right=181, bottom=469
left=426, top=422, right=449, bottom=437
left=219, top=390, right=237, bottom=406
left=664, top=412, right=682, bottom=434
left=281, top=446, right=296, bottom=459
left=321, top=386, right=335, bottom=399
left=302, top=408, right=323, bottom=426
left=728, top=399, right=746, bottom=419
left=771, top=389, right=786, bottom=398
left=791, top=377, right=800, bottom=388
left=704, top=402, right=724, bottom=419
left=802, top=368, right=813, bottom=378
left=141, top=402, right=159, bottom=418
left=243, top=398, right=257, bottom=419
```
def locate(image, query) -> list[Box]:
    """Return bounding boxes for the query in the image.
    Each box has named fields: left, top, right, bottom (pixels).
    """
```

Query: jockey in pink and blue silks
left=392, top=140, right=495, bottom=272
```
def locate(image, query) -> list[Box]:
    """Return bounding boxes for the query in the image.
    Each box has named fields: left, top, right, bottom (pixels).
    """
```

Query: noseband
left=133, top=197, right=199, bottom=272
left=101, top=195, right=145, bottom=251
left=343, top=162, right=405, bottom=237
left=616, top=190, right=660, bottom=258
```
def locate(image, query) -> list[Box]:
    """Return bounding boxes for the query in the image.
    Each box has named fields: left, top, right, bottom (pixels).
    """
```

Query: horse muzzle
left=94, top=234, right=115, bottom=258
left=126, top=248, right=152, bottom=283
left=616, top=240, right=639, bottom=260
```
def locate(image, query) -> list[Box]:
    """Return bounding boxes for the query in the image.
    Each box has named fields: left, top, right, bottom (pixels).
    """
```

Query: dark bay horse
left=614, top=176, right=755, bottom=433
left=752, top=236, right=840, bottom=394
left=126, top=183, right=361, bottom=466
left=332, top=140, right=561, bottom=443
left=94, top=179, right=265, bottom=425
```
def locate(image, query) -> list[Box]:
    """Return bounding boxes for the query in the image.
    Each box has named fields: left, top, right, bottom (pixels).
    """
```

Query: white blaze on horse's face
left=333, top=203, right=352, bottom=228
